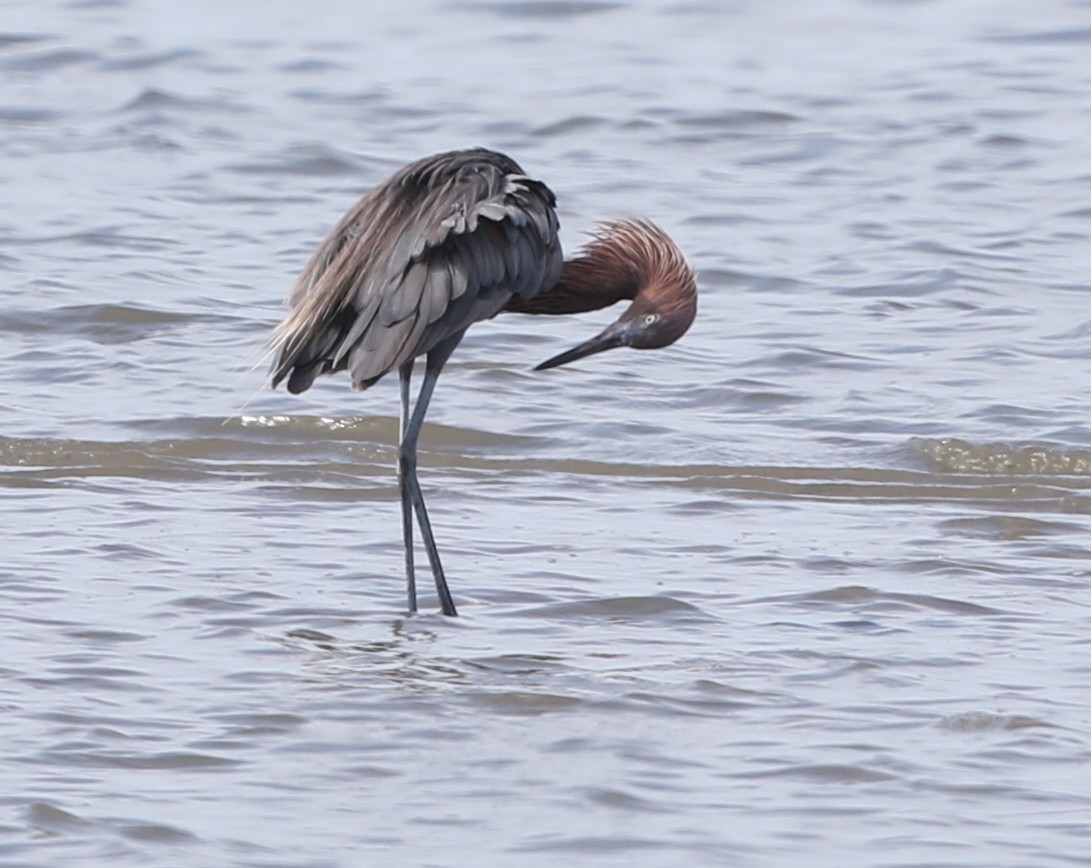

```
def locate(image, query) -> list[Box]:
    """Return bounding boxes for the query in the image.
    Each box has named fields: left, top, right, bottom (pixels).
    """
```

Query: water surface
left=3, top=0, right=1091, bottom=865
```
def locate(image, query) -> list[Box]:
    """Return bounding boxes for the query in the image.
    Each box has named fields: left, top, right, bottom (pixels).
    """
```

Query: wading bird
left=270, top=148, right=697, bottom=616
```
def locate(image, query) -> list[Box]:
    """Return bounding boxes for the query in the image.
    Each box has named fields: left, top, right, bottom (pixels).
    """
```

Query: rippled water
left=4, top=0, right=1091, bottom=865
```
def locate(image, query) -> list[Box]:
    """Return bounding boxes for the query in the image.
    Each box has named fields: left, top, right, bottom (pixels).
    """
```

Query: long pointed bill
left=534, top=320, right=630, bottom=371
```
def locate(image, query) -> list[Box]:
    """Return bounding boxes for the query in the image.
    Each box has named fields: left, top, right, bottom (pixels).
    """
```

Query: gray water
left=4, top=0, right=1091, bottom=865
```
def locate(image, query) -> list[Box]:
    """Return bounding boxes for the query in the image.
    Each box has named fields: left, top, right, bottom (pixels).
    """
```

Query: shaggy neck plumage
left=504, top=219, right=681, bottom=317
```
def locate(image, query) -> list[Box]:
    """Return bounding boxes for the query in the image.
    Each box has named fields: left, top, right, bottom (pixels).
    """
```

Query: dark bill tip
left=534, top=323, right=627, bottom=371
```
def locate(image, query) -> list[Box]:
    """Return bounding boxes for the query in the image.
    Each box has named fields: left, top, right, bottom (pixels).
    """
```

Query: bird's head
left=535, top=219, right=697, bottom=370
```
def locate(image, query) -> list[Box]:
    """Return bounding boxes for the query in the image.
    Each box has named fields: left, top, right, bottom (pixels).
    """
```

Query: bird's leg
left=399, top=334, right=462, bottom=617
left=398, top=360, right=417, bottom=614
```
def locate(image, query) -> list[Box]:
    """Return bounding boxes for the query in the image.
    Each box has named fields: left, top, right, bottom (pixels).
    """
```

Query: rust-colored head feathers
left=508, top=218, right=698, bottom=370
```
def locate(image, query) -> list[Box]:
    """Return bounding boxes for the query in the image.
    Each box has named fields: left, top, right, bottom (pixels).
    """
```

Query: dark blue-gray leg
left=398, top=361, right=417, bottom=613
left=398, top=333, right=462, bottom=616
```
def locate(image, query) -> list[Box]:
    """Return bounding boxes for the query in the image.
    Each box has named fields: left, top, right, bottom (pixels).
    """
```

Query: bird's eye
left=642, top=313, right=660, bottom=327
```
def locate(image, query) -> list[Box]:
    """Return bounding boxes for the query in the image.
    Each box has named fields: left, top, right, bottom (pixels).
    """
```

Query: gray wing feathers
left=420, top=265, right=451, bottom=325
left=271, top=149, right=561, bottom=393
left=379, top=259, right=428, bottom=327
left=447, top=248, right=469, bottom=302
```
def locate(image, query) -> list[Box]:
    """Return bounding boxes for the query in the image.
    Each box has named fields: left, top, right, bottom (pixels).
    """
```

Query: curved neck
left=504, top=219, right=694, bottom=321
left=506, top=252, right=640, bottom=316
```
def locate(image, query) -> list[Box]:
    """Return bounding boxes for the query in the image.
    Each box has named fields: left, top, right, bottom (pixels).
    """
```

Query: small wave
left=672, top=109, right=800, bottom=131
left=0, top=33, right=49, bottom=50
left=100, top=49, right=200, bottom=72
left=0, top=303, right=213, bottom=345
left=753, top=584, right=1004, bottom=616
left=2, top=47, right=97, bottom=72
left=939, top=711, right=1057, bottom=732
left=517, top=595, right=711, bottom=624
left=461, top=1, right=623, bottom=20
left=119, top=87, right=214, bottom=112
left=983, top=27, right=1091, bottom=45
left=532, top=116, right=609, bottom=138
left=227, top=144, right=361, bottom=177
left=3, top=229, right=178, bottom=251
left=913, top=437, right=1091, bottom=476
left=0, top=105, right=61, bottom=124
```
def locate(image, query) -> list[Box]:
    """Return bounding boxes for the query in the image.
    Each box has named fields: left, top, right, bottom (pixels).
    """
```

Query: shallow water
left=3, top=0, right=1091, bottom=865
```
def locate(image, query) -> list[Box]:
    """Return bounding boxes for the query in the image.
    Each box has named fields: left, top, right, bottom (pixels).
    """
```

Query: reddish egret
left=271, top=148, right=697, bottom=616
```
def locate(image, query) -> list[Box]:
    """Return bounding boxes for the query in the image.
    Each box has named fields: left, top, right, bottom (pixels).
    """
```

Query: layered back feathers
left=271, top=149, right=562, bottom=393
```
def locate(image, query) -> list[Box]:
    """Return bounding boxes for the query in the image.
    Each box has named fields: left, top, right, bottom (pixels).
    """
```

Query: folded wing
left=271, top=148, right=563, bottom=394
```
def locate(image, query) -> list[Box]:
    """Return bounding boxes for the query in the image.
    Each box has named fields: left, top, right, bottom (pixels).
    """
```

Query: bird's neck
left=505, top=228, right=650, bottom=317
left=516, top=256, right=640, bottom=315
